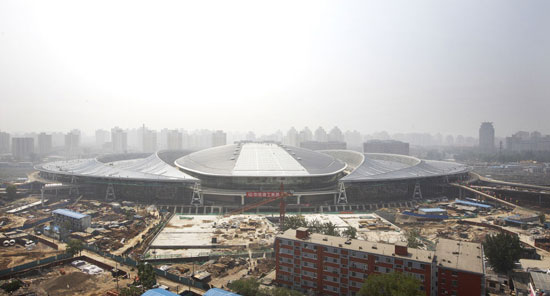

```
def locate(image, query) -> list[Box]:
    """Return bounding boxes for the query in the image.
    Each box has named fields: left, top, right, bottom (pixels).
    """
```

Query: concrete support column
left=241, top=195, right=245, bottom=205
left=297, top=195, right=301, bottom=205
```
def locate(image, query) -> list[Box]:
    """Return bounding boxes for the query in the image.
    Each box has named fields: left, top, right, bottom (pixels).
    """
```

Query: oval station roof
left=175, top=142, right=347, bottom=177
left=338, top=152, right=470, bottom=182
left=35, top=152, right=197, bottom=182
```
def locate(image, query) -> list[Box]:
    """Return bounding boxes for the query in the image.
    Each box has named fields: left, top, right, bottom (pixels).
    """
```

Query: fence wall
left=82, top=243, right=210, bottom=290
left=2, top=217, right=53, bottom=233
left=0, top=253, right=72, bottom=278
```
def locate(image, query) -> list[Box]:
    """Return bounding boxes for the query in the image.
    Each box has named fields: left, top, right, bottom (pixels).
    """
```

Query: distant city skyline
left=6, top=124, right=548, bottom=150
left=3, top=123, right=546, bottom=140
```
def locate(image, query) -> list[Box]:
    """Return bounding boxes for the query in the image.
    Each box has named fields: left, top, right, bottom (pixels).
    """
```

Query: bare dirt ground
left=0, top=265, right=133, bottom=296
left=0, top=242, right=61, bottom=269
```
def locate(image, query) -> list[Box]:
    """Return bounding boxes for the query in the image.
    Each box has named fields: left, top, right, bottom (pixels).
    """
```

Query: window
left=301, top=270, right=316, bottom=278
left=303, top=252, right=317, bottom=260
left=279, top=248, right=292, bottom=255
left=452, top=280, right=458, bottom=287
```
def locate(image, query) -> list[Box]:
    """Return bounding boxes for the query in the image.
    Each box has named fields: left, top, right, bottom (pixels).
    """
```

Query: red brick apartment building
left=275, top=228, right=485, bottom=296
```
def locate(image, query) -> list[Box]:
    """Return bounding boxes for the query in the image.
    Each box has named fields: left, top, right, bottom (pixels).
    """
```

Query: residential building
left=111, top=127, right=128, bottom=153
left=52, top=209, right=91, bottom=232
left=314, top=127, right=328, bottom=142
left=299, top=127, right=313, bottom=143
left=167, top=129, right=183, bottom=150
left=506, top=131, right=550, bottom=152
left=364, top=140, right=409, bottom=155
left=0, top=131, right=11, bottom=153
left=285, top=127, right=299, bottom=147
left=434, top=238, right=485, bottom=296
left=328, top=126, right=344, bottom=142
left=142, top=125, right=157, bottom=153
left=275, top=229, right=485, bottom=296
left=37, top=132, right=52, bottom=155
left=479, top=122, right=495, bottom=153
left=65, top=129, right=81, bottom=156
left=212, top=130, right=227, bottom=147
left=11, top=137, right=34, bottom=161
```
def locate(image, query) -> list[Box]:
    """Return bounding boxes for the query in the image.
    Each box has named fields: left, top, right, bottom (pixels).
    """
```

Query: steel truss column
left=69, top=175, right=79, bottom=197
left=336, top=182, right=348, bottom=204
left=190, top=182, right=203, bottom=206
left=41, top=187, right=45, bottom=207
left=412, top=181, right=423, bottom=200
left=105, top=183, right=116, bottom=201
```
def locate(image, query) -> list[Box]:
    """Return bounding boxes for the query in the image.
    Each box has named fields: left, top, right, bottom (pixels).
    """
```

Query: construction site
left=1, top=147, right=550, bottom=295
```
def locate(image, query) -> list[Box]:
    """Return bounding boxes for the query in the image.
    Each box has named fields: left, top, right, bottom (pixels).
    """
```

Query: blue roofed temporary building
left=52, top=208, right=91, bottom=231
left=401, top=211, right=449, bottom=220
left=454, top=199, right=492, bottom=209
left=141, top=288, right=179, bottom=296
left=52, top=208, right=88, bottom=219
left=203, top=288, right=241, bottom=296
left=419, top=208, right=447, bottom=215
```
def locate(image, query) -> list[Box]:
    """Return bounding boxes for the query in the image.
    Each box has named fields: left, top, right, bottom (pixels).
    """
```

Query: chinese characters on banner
left=246, top=192, right=281, bottom=198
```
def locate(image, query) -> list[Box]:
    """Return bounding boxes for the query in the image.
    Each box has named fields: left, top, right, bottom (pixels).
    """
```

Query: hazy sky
left=1, top=0, right=549, bottom=137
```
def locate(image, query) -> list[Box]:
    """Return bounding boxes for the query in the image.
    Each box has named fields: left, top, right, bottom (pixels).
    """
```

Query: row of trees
left=282, top=215, right=357, bottom=239
left=229, top=273, right=424, bottom=296
left=228, top=278, right=304, bottom=296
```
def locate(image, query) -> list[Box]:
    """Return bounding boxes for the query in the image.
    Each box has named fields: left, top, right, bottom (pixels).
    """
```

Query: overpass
left=473, top=172, right=550, bottom=191
left=450, top=183, right=521, bottom=210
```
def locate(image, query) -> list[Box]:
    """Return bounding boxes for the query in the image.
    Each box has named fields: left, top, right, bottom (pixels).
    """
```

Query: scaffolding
left=190, top=182, right=203, bottom=206
left=412, top=181, right=423, bottom=200
left=105, top=183, right=116, bottom=201
left=336, top=182, right=348, bottom=204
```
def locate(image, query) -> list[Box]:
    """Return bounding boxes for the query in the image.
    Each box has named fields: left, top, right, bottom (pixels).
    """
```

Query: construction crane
left=224, top=183, right=290, bottom=227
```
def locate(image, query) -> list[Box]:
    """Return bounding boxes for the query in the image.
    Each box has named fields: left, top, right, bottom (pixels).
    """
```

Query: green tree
left=229, top=278, right=305, bottom=296
left=483, top=232, right=522, bottom=274
left=60, top=220, right=73, bottom=240
left=282, top=215, right=307, bottom=231
left=322, top=222, right=340, bottom=236
left=406, top=228, right=422, bottom=248
left=342, top=226, right=358, bottom=239
left=137, top=262, right=156, bottom=289
left=120, top=285, right=142, bottom=296
left=66, top=239, right=83, bottom=256
left=259, top=286, right=305, bottom=296
left=6, top=184, right=17, bottom=199
left=0, top=280, right=23, bottom=293
left=228, top=278, right=260, bottom=296
left=307, top=219, right=324, bottom=233
left=539, top=213, right=546, bottom=224
left=358, top=272, right=423, bottom=296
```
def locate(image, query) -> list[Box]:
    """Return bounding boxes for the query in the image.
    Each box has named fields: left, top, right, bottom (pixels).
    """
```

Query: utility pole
left=279, top=183, right=286, bottom=227
left=115, top=261, right=119, bottom=292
